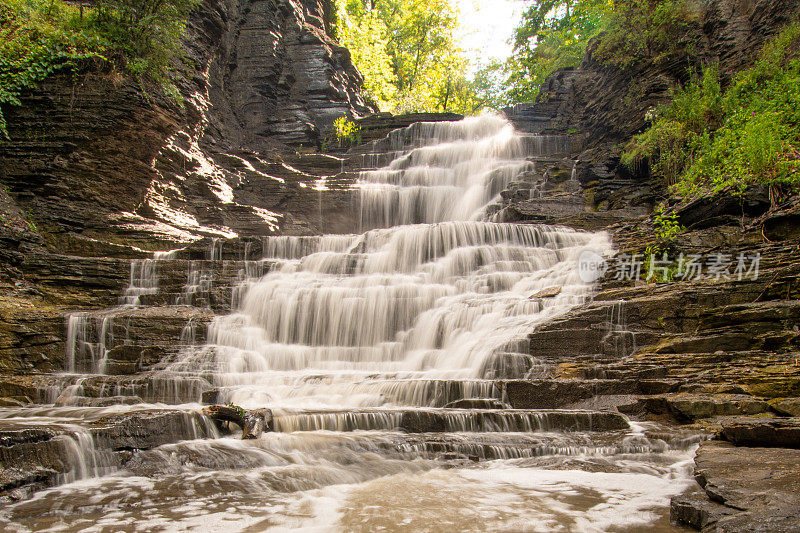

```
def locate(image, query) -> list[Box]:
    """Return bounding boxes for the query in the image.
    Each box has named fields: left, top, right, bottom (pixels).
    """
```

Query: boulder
left=670, top=493, right=737, bottom=530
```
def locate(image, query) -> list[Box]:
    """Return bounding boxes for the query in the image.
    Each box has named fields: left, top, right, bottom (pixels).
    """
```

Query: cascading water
left=180, top=115, right=612, bottom=411
left=203, top=222, right=611, bottom=409
left=0, top=115, right=699, bottom=532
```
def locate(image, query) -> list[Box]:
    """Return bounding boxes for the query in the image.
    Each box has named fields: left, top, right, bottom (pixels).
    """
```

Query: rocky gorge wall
left=0, top=0, right=373, bottom=264
left=505, top=0, right=800, bottom=219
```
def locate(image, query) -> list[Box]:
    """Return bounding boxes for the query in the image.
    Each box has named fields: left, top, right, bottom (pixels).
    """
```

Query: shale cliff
left=0, top=0, right=373, bottom=264
left=506, top=0, right=800, bottom=221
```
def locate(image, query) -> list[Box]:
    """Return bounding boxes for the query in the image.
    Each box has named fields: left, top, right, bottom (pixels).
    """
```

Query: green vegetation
left=333, top=0, right=493, bottom=114
left=501, top=0, right=701, bottom=103
left=225, top=403, right=247, bottom=423
left=505, top=0, right=608, bottom=103
left=333, top=116, right=361, bottom=148
left=623, top=22, right=800, bottom=200
left=592, top=0, right=700, bottom=68
left=0, top=0, right=199, bottom=138
left=641, top=204, right=684, bottom=282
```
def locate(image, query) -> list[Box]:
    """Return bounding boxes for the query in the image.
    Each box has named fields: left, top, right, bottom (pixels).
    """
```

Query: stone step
left=0, top=408, right=218, bottom=495
left=271, top=408, right=630, bottom=433
left=358, top=427, right=699, bottom=462
left=64, top=306, right=216, bottom=374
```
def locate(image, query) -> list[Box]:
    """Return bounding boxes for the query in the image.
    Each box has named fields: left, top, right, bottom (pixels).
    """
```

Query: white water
left=187, top=115, right=612, bottom=410
left=0, top=115, right=697, bottom=532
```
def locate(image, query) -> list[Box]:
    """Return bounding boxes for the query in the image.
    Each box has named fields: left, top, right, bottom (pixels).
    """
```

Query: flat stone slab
left=672, top=440, right=800, bottom=532
left=720, top=417, right=800, bottom=448
left=0, top=408, right=217, bottom=496
left=625, top=393, right=772, bottom=421
left=771, top=398, right=800, bottom=417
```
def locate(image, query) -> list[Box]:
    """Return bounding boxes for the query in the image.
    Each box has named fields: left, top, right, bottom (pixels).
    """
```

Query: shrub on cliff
left=90, top=0, right=199, bottom=89
left=0, top=0, right=199, bottom=139
left=622, top=21, right=800, bottom=203
left=499, top=0, right=700, bottom=104
left=592, top=0, right=701, bottom=68
left=0, top=0, right=106, bottom=138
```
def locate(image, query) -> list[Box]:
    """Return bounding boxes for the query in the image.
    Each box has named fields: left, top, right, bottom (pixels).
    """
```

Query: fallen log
left=202, top=405, right=273, bottom=439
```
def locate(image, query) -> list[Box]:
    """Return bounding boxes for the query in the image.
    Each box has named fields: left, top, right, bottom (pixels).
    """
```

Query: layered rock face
left=0, top=0, right=373, bottom=258
left=505, top=0, right=800, bottom=217
left=199, top=0, right=374, bottom=149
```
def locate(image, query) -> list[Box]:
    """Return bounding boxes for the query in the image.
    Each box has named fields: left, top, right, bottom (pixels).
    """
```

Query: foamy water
left=0, top=115, right=697, bottom=531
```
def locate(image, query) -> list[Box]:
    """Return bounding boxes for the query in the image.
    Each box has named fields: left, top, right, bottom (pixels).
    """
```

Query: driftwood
left=202, top=405, right=273, bottom=439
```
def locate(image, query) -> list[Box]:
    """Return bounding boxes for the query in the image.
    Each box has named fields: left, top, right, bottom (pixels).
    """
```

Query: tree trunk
left=202, top=405, right=273, bottom=439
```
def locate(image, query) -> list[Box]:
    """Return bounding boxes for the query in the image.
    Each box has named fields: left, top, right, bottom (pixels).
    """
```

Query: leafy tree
left=504, top=0, right=609, bottom=102
left=335, top=0, right=397, bottom=109
left=592, top=0, right=700, bottom=68
left=334, top=0, right=487, bottom=114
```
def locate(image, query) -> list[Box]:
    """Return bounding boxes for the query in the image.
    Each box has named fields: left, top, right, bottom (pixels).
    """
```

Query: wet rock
left=443, top=399, right=510, bottom=410
left=54, top=395, right=143, bottom=408
left=670, top=493, right=737, bottom=530
left=504, top=379, right=639, bottom=409
left=90, top=411, right=216, bottom=451
left=720, top=418, right=800, bottom=449
left=201, top=389, right=220, bottom=405
left=400, top=411, right=447, bottom=433
left=0, top=427, right=67, bottom=495
left=675, top=440, right=800, bottom=532
left=529, top=287, right=562, bottom=299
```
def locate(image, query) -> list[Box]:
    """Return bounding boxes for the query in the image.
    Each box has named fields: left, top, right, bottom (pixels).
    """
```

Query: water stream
left=0, top=115, right=697, bottom=532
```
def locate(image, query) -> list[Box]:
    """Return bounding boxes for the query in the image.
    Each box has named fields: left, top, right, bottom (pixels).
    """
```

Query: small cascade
left=180, top=319, right=197, bottom=345
left=175, top=261, right=213, bottom=307
left=65, top=314, right=113, bottom=373
left=209, top=237, right=223, bottom=261
left=602, top=300, right=637, bottom=358
left=56, top=429, right=116, bottom=484
left=356, top=115, right=572, bottom=230
left=270, top=409, right=628, bottom=434
left=120, top=259, right=159, bottom=306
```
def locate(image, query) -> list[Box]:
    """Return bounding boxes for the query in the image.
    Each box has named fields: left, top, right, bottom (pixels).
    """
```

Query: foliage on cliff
left=0, top=0, right=198, bottom=139
left=333, top=0, right=493, bottom=114
left=506, top=0, right=608, bottom=103
left=622, top=22, right=800, bottom=200
left=501, top=0, right=700, bottom=103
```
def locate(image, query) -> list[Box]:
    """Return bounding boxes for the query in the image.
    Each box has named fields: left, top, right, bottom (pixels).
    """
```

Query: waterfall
left=197, top=114, right=613, bottom=409
left=2, top=115, right=701, bottom=532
